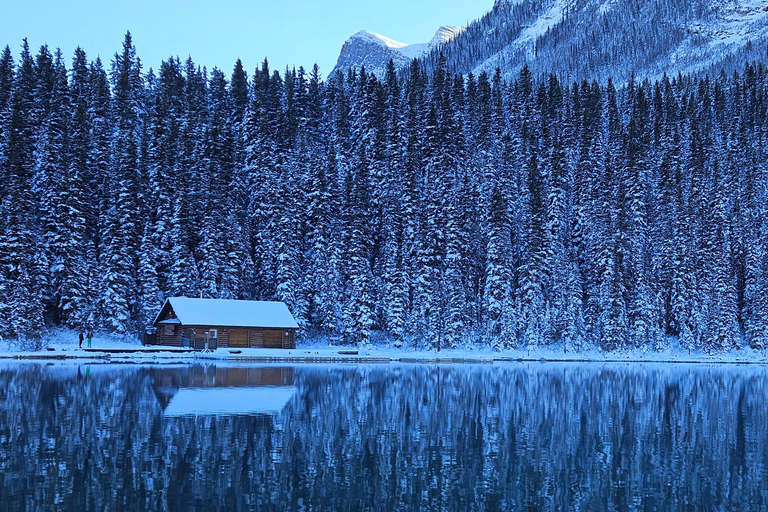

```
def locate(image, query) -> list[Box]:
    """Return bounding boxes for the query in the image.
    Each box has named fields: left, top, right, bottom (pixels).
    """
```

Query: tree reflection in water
left=1, top=362, right=767, bottom=511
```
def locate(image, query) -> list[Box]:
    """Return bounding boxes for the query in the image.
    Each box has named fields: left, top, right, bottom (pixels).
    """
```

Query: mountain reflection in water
left=1, top=362, right=767, bottom=511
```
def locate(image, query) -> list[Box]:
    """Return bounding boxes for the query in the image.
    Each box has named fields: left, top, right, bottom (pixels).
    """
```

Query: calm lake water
left=1, top=362, right=767, bottom=511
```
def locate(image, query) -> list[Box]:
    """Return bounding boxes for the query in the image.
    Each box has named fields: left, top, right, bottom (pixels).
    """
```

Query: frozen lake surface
left=1, top=362, right=767, bottom=510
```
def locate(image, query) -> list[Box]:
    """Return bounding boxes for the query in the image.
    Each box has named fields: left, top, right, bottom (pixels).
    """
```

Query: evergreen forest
left=1, top=33, right=768, bottom=352
left=421, top=0, right=768, bottom=85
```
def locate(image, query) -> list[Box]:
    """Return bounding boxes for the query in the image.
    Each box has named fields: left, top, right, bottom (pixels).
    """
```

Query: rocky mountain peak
left=331, top=26, right=465, bottom=78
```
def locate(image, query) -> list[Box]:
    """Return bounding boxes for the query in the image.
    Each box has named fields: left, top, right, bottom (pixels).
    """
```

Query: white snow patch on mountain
left=398, top=42, right=429, bottom=60
left=430, top=25, right=466, bottom=47
left=474, top=0, right=576, bottom=74
left=517, top=0, right=572, bottom=49
left=493, top=0, right=527, bottom=8
left=597, top=0, right=619, bottom=16
left=355, top=30, right=409, bottom=50
left=658, top=0, right=768, bottom=78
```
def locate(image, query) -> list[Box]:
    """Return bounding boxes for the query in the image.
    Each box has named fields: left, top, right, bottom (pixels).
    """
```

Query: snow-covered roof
left=153, top=297, right=299, bottom=329
left=162, top=386, right=296, bottom=417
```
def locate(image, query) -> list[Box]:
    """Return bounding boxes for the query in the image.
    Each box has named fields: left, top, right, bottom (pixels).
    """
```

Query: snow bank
left=1, top=328, right=766, bottom=365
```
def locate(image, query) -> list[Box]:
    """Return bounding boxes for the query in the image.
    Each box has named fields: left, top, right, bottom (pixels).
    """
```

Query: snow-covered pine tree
left=484, top=184, right=512, bottom=350
left=57, top=47, right=92, bottom=329
left=399, top=59, right=428, bottom=345
left=570, top=79, right=604, bottom=347
left=515, top=150, right=548, bottom=348
left=30, top=45, right=64, bottom=324
left=244, top=59, right=284, bottom=300
left=339, top=68, right=380, bottom=346
left=0, top=40, right=45, bottom=342
left=706, top=173, right=740, bottom=351
left=86, top=56, right=112, bottom=328
left=375, top=60, right=408, bottom=344
left=0, top=47, right=12, bottom=332
left=441, top=74, right=473, bottom=349
left=621, top=82, right=659, bottom=347
left=744, top=208, right=768, bottom=348
left=203, top=67, right=245, bottom=300
left=102, top=32, right=145, bottom=333
left=597, top=79, right=629, bottom=350
left=0, top=46, right=13, bottom=108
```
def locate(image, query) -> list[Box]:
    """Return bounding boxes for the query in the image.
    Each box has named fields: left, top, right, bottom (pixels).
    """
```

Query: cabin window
left=164, top=326, right=175, bottom=336
left=209, top=329, right=217, bottom=339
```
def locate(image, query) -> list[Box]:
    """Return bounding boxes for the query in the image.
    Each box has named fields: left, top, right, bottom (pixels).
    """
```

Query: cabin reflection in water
left=153, top=366, right=296, bottom=417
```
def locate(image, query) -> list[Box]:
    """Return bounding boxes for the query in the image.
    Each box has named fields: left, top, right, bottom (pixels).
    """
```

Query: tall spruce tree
left=103, top=32, right=145, bottom=332
left=0, top=40, right=44, bottom=343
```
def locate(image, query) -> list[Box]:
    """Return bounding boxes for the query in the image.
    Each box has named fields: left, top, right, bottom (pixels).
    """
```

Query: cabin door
left=263, top=330, right=284, bottom=348
left=229, top=329, right=249, bottom=348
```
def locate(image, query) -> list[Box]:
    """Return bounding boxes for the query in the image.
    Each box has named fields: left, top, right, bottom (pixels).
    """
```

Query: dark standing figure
left=78, top=332, right=84, bottom=349
left=86, top=330, right=93, bottom=348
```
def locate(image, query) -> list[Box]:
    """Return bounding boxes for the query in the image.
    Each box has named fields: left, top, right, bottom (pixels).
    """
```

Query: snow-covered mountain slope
left=331, top=26, right=465, bottom=78
left=418, top=0, right=768, bottom=83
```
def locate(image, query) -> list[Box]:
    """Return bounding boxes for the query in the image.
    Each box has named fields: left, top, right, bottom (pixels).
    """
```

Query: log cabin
left=153, top=297, right=298, bottom=350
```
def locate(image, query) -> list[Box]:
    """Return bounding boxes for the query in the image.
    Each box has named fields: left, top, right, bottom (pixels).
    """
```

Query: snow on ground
left=0, top=328, right=191, bottom=362
left=1, top=328, right=767, bottom=365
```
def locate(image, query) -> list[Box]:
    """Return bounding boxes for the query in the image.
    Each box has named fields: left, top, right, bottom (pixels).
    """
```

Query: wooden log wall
left=155, top=325, right=297, bottom=349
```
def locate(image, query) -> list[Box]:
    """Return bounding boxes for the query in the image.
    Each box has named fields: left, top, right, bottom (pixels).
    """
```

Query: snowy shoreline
left=1, top=329, right=767, bottom=365
left=2, top=352, right=768, bottom=366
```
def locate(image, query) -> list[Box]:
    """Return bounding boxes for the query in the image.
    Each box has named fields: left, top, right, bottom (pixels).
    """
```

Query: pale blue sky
left=2, top=0, right=491, bottom=79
